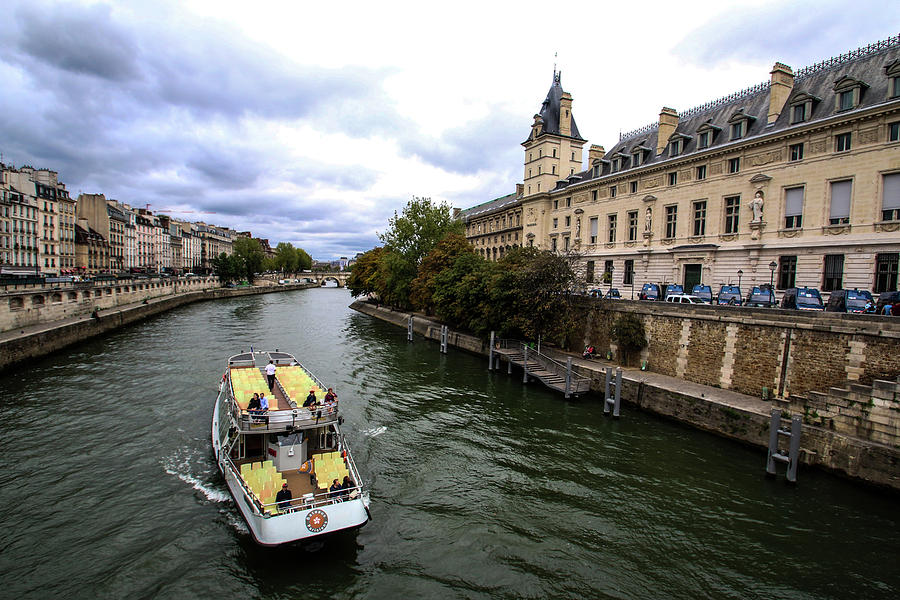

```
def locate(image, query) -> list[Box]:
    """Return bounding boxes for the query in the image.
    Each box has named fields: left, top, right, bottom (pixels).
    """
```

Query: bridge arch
left=314, top=272, right=349, bottom=288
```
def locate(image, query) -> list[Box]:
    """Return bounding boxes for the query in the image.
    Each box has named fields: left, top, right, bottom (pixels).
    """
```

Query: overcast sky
left=1, top=1, right=897, bottom=260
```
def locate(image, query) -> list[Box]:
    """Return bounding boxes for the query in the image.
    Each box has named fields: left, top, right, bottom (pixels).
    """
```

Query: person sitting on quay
left=275, top=482, right=293, bottom=512
left=582, top=345, right=595, bottom=359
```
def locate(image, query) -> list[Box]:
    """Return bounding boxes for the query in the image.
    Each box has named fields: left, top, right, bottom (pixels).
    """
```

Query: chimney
left=516, top=183, right=524, bottom=198
left=559, top=92, right=573, bottom=137
left=767, top=62, right=794, bottom=124
left=656, top=107, right=678, bottom=156
left=588, top=144, right=605, bottom=164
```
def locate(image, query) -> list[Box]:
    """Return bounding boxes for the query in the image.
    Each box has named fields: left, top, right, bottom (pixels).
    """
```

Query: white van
left=665, top=294, right=705, bottom=304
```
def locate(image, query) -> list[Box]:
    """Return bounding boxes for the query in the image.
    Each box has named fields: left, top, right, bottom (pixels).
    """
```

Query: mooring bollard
left=488, top=331, right=495, bottom=371
left=522, top=345, right=529, bottom=384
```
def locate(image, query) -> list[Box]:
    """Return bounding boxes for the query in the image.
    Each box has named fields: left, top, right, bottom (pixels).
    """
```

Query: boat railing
left=233, top=403, right=339, bottom=433
left=222, top=455, right=366, bottom=516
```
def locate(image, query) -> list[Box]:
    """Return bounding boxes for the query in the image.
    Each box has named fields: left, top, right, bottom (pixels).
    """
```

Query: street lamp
left=737, top=269, right=743, bottom=291
left=769, top=261, right=777, bottom=288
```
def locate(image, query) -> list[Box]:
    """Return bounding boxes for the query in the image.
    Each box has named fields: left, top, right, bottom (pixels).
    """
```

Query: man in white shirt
left=265, top=360, right=276, bottom=391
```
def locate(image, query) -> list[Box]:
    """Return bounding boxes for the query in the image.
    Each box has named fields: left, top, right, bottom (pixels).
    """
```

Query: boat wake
left=363, top=426, right=387, bottom=437
left=162, top=451, right=230, bottom=503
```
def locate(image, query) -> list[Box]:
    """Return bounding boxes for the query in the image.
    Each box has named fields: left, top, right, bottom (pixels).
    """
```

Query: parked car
left=664, top=284, right=683, bottom=298
left=665, top=294, right=705, bottom=304
left=876, top=290, right=900, bottom=315
left=746, top=285, right=776, bottom=308
left=717, top=285, right=743, bottom=305
left=781, top=287, right=824, bottom=310
left=826, top=289, right=873, bottom=313
left=692, top=284, right=712, bottom=304
left=588, top=288, right=604, bottom=298
left=639, top=283, right=660, bottom=301
left=605, top=288, right=622, bottom=300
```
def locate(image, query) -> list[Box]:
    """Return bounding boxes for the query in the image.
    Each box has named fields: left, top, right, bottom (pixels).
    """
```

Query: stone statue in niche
left=644, top=207, right=653, bottom=232
left=575, top=217, right=581, bottom=238
left=750, top=190, right=764, bottom=223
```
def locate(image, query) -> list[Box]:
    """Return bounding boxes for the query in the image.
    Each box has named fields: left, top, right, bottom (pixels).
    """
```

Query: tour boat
left=211, top=350, right=371, bottom=546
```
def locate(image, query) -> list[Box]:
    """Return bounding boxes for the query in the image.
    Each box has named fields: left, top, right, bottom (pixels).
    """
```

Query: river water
left=0, top=287, right=897, bottom=599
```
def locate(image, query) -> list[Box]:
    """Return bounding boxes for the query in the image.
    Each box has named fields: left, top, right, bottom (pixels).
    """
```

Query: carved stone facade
left=514, top=37, right=900, bottom=298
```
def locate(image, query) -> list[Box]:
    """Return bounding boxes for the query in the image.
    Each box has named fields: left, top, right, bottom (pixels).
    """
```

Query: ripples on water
left=0, top=288, right=898, bottom=599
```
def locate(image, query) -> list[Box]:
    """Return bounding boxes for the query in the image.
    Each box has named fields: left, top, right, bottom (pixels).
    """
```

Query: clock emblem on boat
left=306, top=509, right=328, bottom=533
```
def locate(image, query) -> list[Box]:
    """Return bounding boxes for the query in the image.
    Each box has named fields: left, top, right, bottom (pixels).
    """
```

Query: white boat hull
left=211, top=377, right=370, bottom=546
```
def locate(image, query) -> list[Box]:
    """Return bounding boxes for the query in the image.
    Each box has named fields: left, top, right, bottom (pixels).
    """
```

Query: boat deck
left=236, top=450, right=353, bottom=512
left=230, top=364, right=330, bottom=411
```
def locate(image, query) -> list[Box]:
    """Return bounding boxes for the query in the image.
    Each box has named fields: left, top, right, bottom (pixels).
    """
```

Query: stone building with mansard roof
left=466, top=36, right=900, bottom=297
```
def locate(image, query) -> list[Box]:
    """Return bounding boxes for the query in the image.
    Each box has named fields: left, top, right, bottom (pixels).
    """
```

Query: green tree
left=410, top=232, right=473, bottom=314
left=211, top=251, right=241, bottom=283
left=274, top=242, right=300, bottom=273
left=295, top=247, right=312, bottom=271
left=611, top=312, right=647, bottom=366
left=232, top=237, right=265, bottom=283
left=432, top=251, right=499, bottom=335
left=377, top=196, right=463, bottom=308
left=347, top=247, right=385, bottom=298
left=490, top=247, right=583, bottom=347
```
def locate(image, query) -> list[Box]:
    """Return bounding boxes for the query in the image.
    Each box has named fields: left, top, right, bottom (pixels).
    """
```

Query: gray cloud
left=676, top=1, right=900, bottom=69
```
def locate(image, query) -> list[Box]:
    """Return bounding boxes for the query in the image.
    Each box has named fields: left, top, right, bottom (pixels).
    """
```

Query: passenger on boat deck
left=275, top=482, right=292, bottom=511
left=341, top=475, right=353, bottom=498
left=303, top=390, right=317, bottom=408
left=329, top=479, right=343, bottom=498
left=265, top=360, right=276, bottom=391
left=247, top=393, right=261, bottom=412
left=259, top=393, right=269, bottom=411
left=324, top=388, right=337, bottom=403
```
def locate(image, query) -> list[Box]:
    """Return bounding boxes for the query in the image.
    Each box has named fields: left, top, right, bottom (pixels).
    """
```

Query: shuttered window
left=784, top=187, right=804, bottom=229
left=883, top=173, right=900, bottom=221
left=829, top=180, right=852, bottom=225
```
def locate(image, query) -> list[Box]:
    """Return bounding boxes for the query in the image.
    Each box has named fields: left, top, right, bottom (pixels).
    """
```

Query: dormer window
left=833, top=75, right=868, bottom=112
left=669, top=139, right=682, bottom=156
left=696, top=121, right=721, bottom=150
left=727, top=110, right=755, bottom=141
left=788, top=92, right=819, bottom=124
left=884, top=60, right=900, bottom=98
left=629, top=144, right=649, bottom=167
left=698, top=131, right=711, bottom=149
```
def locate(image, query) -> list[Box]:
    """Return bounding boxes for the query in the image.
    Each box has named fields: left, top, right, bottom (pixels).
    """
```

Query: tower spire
left=553, top=52, right=560, bottom=85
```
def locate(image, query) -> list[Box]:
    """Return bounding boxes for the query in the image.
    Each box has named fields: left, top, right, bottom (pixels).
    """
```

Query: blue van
left=639, top=283, right=660, bottom=301
left=717, top=285, right=743, bottom=305
left=781, top=287, right=824, bottom=310
left=746, top=285, right=776, bottom=308
left=664, top=284, right=683, bottom=299
left=692, top=284, right=712, bottom=303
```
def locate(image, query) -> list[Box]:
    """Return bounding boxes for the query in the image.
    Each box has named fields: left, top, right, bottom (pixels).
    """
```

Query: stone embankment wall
left=0, top=276, right=220, bottom=332
left=0, top=282, right=315, bottom=372
left=351, top=300, right=899, bottom=491
left=583, top=301, right=900, bottom=399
